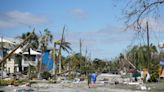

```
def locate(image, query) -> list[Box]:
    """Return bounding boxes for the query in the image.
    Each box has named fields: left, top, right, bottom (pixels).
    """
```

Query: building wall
left=22, top=55, right=38, bottom=71
left=4, top=54, right=39, bottom=73
left=5, top=58, right=15, bottom=73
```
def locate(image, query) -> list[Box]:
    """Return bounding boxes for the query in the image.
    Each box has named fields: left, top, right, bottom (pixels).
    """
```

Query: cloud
left=0, top=10, right=48, bottom=29
left=70, top=8, right=88, bottom=19
left=63, top=25, right=134, bottom=59
left=67, top=26, right=133, bottom=45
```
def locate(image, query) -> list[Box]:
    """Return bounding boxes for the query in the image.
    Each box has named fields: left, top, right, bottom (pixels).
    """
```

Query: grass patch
left=0, top=80, right=12, bottom=86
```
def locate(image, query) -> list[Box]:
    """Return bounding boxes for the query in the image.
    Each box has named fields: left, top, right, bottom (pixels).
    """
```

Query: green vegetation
left=5, top=27, right=162, bottom=83
left=112, top=44, right=160, bottom=82
left=0, top=79, right=30, bottom=86
left=0, top=80, right=12, bottom=86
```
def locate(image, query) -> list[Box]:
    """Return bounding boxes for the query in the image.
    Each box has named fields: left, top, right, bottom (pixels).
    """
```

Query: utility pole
left=85, top=47, right=88, bottom=63
left=79, top=39, right=82, bottom=70
left=84, top=46, right=88, bottom=76
left=146, top=21, right=150, bottom=71
left=80, top=39, right=82, bottom=56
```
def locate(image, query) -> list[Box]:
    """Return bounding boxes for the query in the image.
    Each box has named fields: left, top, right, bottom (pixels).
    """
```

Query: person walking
left=88, top=74, right=91, bottom=88
left=91, top=73, right=97, bottom=88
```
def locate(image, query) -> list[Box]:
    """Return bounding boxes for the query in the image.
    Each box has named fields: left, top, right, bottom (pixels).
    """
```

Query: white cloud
left=66, top=26, right=133, bottom=46
left=0, top=10, right=49, bottom=29
left=0, top=21, right=16, bottom=28
left=63, top=25, right=134, bottom=59
left=70, top=8, right=88, bottom=19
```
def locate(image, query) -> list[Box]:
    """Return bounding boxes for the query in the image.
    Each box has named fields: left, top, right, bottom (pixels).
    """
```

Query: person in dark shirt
left=88, top=74, right=91, bottom=88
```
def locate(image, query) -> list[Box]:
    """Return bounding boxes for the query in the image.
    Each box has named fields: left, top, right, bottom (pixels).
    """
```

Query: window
left=24, top=55, right=36, bottom=61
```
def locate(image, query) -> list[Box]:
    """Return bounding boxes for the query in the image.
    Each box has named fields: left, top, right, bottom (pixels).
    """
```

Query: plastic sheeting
left=42, top=50, right=54, bottom=71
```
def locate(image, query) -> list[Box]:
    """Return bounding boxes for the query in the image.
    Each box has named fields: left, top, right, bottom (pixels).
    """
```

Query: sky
left=0, top=0, right=164, bottom=60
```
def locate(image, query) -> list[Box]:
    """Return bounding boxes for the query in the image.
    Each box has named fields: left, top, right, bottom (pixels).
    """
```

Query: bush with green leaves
left=149, top=59, right=160, bottom=82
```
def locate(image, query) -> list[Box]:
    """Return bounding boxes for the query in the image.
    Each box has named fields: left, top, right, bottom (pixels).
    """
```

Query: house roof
left=23, top=48, right=41, bottom=55
left=0, top=38, right=16, bottom=49
left=15, top=48, right=22, bottom=54
left=9, top=48, right=41, bottom=55
left=8, top=48, right=22, bottom=54
left=0, top=38, right=15, bottom=44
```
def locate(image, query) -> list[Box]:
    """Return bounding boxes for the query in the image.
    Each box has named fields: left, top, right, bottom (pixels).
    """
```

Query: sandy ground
left=0, top=83, right=144, bottom=92
left=1, top=81, right=164, bottom=92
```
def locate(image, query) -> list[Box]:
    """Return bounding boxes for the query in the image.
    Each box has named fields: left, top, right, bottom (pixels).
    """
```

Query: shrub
left=149, top=59, right=160, bottom=82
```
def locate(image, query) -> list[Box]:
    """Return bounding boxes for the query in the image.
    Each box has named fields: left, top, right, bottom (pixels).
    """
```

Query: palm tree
left=126, top=44, right=157, bottom=69
left=64, top=53, right=86, bottom=78
left=38, top=28, right=53, bottom=78
left=126, top=44, right=160, bottom=81
left=40, top=28, right=53, bottom=52
left=54, top=39, right=72, bottom=73
left=17, top=30, right=39, bottom=50
left=53, top=26, right=72, bottom=73
left=55, top=40, right=72, bottom=53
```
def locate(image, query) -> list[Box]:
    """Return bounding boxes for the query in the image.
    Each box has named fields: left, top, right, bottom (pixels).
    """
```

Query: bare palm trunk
left=52, top=44, right=56, bottom=75
left=59, top=50, right=62, bottom=73
left=58, top=26, right=65, bottom=73
left=37, top=46, right=45, bottom=79
left=37, top=59, right=42, bottom=79
left=28, top=63, right=31, bottom=79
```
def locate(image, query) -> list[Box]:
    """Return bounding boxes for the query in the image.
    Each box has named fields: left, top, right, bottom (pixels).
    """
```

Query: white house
left=21, top=48, right=41, bottom=72
left=5, top=56, right=19, bottom=73
left=0, top=38, right=17, bottom=73
left=6, top=48, right=41, bottom=73
left=0, top=38, right=41, bottom=74
left=5, top=48, right=22, bottom=73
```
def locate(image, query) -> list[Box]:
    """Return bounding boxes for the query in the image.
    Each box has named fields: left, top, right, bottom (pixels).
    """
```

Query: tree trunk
left=59, top=49, right=62, bottom=73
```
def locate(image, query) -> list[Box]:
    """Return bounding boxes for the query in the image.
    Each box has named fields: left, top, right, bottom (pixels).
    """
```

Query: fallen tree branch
left=0, top=31, right=34, bottom=64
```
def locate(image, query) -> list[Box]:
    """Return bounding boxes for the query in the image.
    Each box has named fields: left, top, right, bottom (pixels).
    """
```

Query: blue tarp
left=42, top=50, right=54, bottom=71
left=160, top=61, right=164, bottom=66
